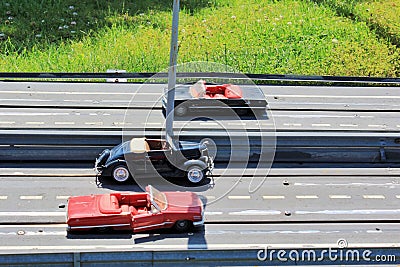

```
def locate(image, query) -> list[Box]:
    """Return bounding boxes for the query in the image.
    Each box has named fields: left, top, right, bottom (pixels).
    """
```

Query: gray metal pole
left=165, top=0, right=180, bottom=149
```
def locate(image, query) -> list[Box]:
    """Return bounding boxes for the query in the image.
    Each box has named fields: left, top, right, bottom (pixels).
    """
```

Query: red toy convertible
left=67, top=185, right=204, bottom=233
left=162, top=80, right=267, bottom=116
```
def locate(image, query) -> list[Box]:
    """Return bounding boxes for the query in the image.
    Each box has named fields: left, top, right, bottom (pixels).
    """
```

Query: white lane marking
left=0, top=242, right=397, bottom=251
left=205, top=196, right=216, bottom=200
left=0, top=196, right=7, bottom=200
left=271, top=94, right=400, bottom=99
left=228, top=196, right=251, bottom=200
left=0, top=212, right=65, bottom=216
left=54, top=122, right=75, bottom=125
left=296, top=209, right=400, bottom=215
left=141, top=122, right=162, bottom=125
left=339, top=124, right=358, bottom=127
left=263, top=196, right=285, bottom=200
left=363, top=195, right=386, bottom=199
left=283, top=123, right=301, bottom=127
left=228, top=122, right=246, bottom=126
left=0, top=121, right=15, bottom=124
left=296, top=195, right=319, bottom=199
left=0, top=91, right=142, bottom=95
left=200, top=122, right=219, bottom=126
left=274, top=114, right=356, bottom=118
left=204, top=211, right=223, bottom=215
left=89, top=113, right=98, bottom=116
left=311, top=124, right=331, bottom=127
left=20, top=196, right=43, bottom=200
left=397, top=125, right=400, bottom=128
left=368, top=124, right=386, bottom=128
left=0, top=112, right=69, bottom=116
left=0, top=231, right=66, bottom=236
left=396, top=195, right=400, bottom=199
left=0, top=224, right=67, bottom=228
left=113, top=122, right=132, bottom=126
left=25, top=122, right=44, bottom=125
left=229, top=210, right=281, bottom=215
left=329, top=195, right=351, bottom=199
left=56, top=196, right=70, bottom=200
left=84, top=122, right=103, bottom=125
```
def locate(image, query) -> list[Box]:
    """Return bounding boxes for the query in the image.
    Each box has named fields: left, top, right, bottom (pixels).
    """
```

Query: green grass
left=0, top=0, right=399, bottom=76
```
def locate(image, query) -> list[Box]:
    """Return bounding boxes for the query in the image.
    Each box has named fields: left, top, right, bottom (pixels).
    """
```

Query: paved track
left=0, top=223, right=398, bottom=254
left=0, top=168, right=398, bottom=224
left=0, top=81, right=399, bottom=255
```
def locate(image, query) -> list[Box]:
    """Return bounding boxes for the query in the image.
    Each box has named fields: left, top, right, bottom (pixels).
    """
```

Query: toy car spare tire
left=174, top=220, right=192, bottom=232
left=112, top=165, right=131, bottom=183
left=175, top=105, right=188, bottom=117
left=186, top=165, right=205, bottom=184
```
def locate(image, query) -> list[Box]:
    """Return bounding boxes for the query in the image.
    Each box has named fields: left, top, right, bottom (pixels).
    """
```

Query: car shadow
left=96, top=173, right=215, bottom=193
left=169, top=110, right=270, bottom=121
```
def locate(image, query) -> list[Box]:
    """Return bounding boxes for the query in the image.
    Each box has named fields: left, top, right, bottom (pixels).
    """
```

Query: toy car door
left=131, top=204, right=165, bottom=233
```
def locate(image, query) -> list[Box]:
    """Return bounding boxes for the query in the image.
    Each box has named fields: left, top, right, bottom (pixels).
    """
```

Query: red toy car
left=162, top=80, right=267, bottom=116
left=67, top=186, right=204, bottom=233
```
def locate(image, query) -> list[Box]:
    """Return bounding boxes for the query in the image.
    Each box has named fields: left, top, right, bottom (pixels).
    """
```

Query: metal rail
left=0, top=130, right=399, bottom=163
left=0, top=72, right=399, bottom=84
left=0, top=248, right=398, bottom=266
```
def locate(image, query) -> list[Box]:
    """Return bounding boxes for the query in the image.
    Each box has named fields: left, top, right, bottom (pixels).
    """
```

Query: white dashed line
left=205, top=196, right=216, bottom=200
left=229, top=210, right=281, bottom=215
left=363, top=195, right=385, bottom=199
left=228, top=196, right=251, bottom=200
left=368, top=124, right=385, bottom=128
left=56, top=196, right=70, bottom=200
left=142, top=122, right=162, bottom=125
left=296, top=195, right=319, bottom=199
left=396, top=195, right=400, bottom=199
left=263, top=196, right=285, bottom=200
left=311, top=124, right=331, bottom=127
left=200, top=122, right=219, bottom=126
left=228, top=122, right=246, bottom=126
left=20, top=196, right=43, bottom=200
left=84, top=122, right=103, bottom=126
left=329, top=195, right=352, bottom=199
left=339, top=124, right=358, bottom=127
left=113, top=122, right=132, bottom=126
left=283, top=123, right=302, bottom=127
left=204, top=211, right=223, bottom=215
left=25, top=122, right=44, bottom=125
left=0, top=196, right=8, bottom=200
left=0, top=121, right=15, bottom=124
left=54, top=122, right=75, bottom=125
left=0, top=212, right=65, bottom=216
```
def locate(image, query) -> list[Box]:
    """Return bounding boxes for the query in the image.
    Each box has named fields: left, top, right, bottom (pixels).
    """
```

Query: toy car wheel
left=112, top=165, right=131, bottom=183
left=174, top=220, right=192, bottom=232
left=175, top=105, right=188, bottom=117
left=186, top=165, right=205, bottom=184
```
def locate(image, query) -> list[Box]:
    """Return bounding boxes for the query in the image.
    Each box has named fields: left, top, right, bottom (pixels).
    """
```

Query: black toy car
left=162, top=80, right=268, bottom=116
left=95, top=138, right=213, bottom=184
